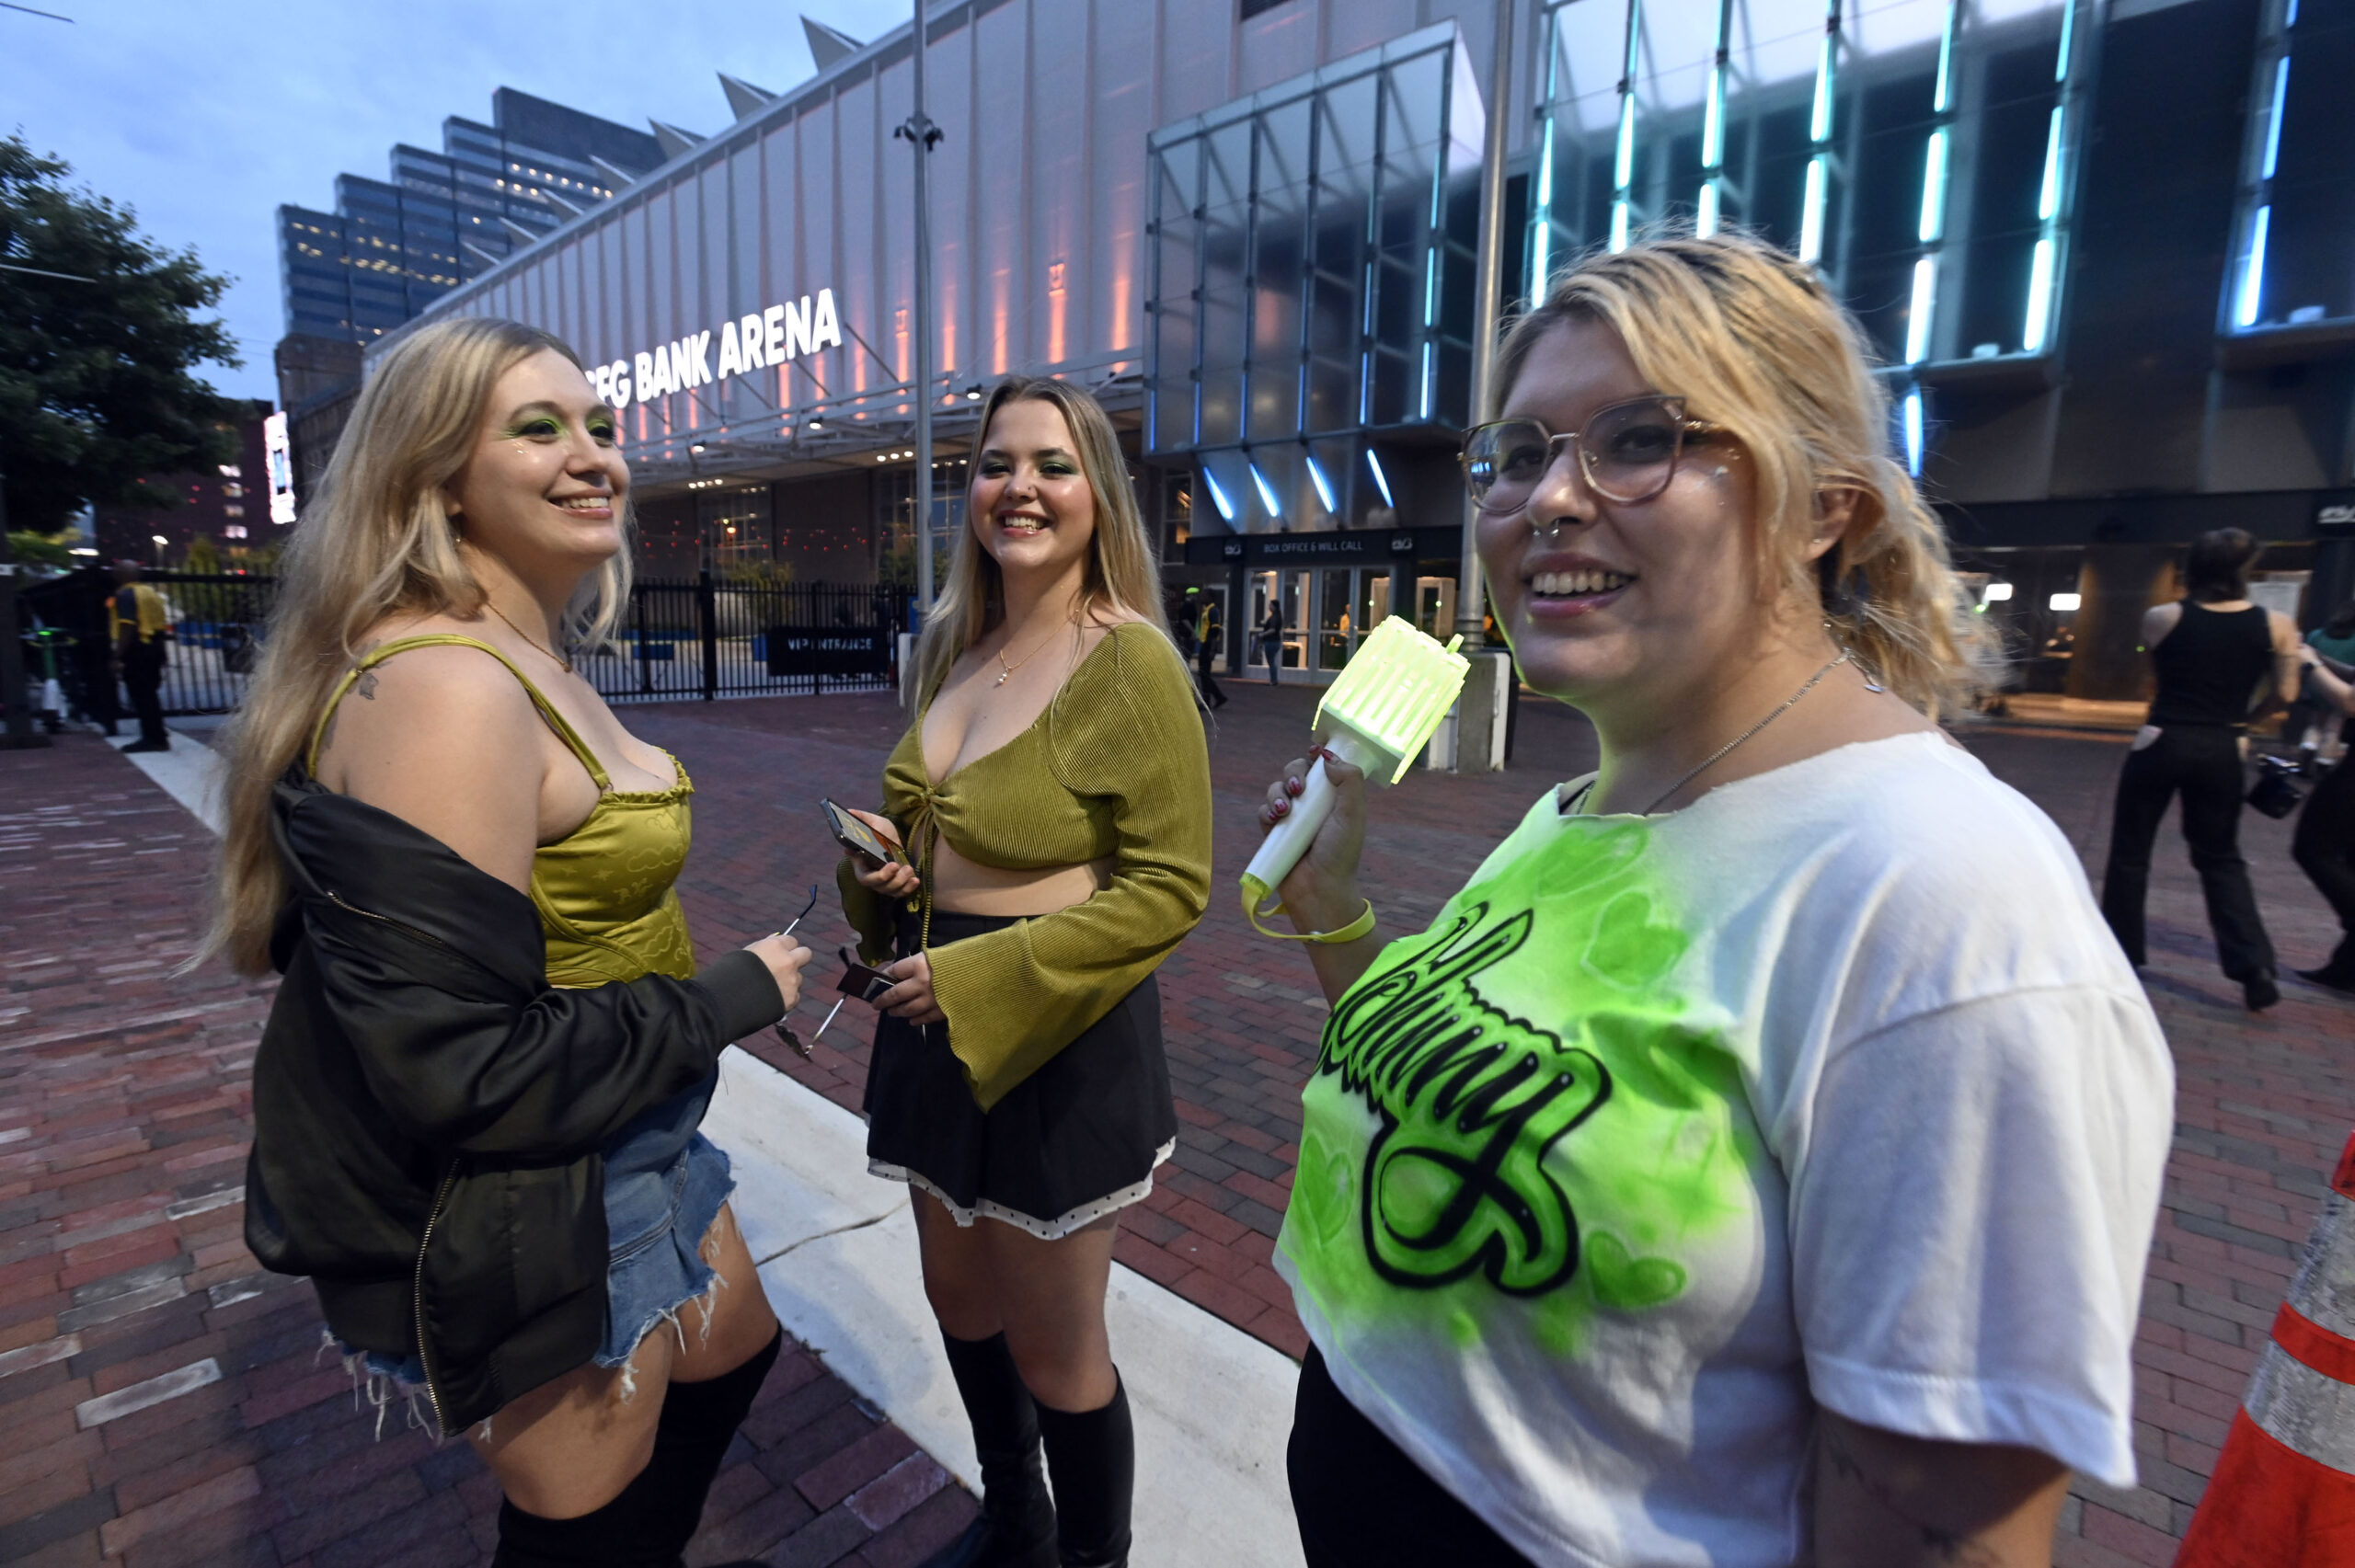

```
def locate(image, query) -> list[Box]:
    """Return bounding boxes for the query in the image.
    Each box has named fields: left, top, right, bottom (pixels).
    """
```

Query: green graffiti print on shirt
left=1287, top=815, right=1759, bottom=1350
left=1320, top=900, right=1609, bottom=1294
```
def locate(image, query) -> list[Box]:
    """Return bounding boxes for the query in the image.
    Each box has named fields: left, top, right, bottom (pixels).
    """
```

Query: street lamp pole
left=1447, top=0, right=1517, bottom=772
left=1456, top=0, right=1515, bottom=652
left=901, top=0, right=941, bottom=615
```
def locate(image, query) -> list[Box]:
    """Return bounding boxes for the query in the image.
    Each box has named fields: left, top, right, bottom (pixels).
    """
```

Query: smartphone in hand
left=837, top=946, right=896, bottom=1003
left=822, top=798, right=902, bottom=868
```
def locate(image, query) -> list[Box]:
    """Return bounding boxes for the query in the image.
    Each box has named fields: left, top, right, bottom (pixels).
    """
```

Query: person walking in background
left=2293, top=600, right=2355, bottom=771
left=205, top=316, right=809, bottom=1568
left=2099, top=527, right=2306, bottom=1012
left=109, top=560, right=172, bottom=752
left=837, top=376, right=1212, bottom=1568
left=1257, top=599, right=1285, bottom=686
left=2292, top=644, right=2355, bottom=997
left=1190, top=598, right=1226, bottom=710
left=1252, top=234, right=2171, bottom=1568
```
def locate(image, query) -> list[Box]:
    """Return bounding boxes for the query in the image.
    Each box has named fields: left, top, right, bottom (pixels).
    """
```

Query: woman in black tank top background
left=2100, top=528, right=2307, bottom=1011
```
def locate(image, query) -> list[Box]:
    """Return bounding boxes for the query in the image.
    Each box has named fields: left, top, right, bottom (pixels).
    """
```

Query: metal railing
left=18, top=570, right=911, bottom=719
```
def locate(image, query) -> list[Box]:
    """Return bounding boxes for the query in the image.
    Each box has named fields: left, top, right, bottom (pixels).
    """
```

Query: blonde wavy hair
left=1495, top=232, right=1995, bottom=715
left=913, top=375, right=1171, bottom=702
left=201, top=316, right=633, bottom=975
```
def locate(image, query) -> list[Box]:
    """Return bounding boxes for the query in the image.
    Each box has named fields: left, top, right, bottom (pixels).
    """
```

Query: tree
left=5, top=530, right=72, bottom=570
left=0, top=136, right=242, bottom=533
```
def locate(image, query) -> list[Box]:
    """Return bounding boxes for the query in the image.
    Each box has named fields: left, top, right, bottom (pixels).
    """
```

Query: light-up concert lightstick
left=1239, top=614, right=1469, bottom=933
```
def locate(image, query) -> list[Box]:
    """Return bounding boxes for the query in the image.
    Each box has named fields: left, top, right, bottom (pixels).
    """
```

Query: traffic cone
left=2174, top=1129, right=2355, bottom=1566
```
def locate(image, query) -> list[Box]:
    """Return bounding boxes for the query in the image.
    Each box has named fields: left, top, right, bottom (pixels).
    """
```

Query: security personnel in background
left=109, top=561, right=171, bottom=752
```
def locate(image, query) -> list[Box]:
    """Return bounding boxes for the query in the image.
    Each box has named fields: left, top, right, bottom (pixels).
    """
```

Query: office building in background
left=270, top=88, right=666, bottom=512
left=276, top=87, right=664, bottom=349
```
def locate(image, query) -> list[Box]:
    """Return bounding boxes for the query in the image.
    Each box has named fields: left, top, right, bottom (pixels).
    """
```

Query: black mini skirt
left=864, top=909, right=1178, bottom=1241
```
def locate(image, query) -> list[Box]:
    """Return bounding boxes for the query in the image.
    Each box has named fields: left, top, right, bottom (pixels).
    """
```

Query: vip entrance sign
left=592, top=288, right=843, bottom=408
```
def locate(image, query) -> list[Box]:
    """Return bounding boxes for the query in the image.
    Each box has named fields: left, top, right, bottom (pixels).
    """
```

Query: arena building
left=376, top=0, right=2355, bottom=696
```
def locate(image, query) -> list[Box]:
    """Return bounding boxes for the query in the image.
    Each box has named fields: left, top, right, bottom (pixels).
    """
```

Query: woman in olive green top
left=839, top=377, right=1210, bottom=1568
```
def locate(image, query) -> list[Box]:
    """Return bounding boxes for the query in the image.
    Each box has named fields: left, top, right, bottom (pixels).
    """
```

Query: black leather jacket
left=244, top=771, right=782, bottom=1435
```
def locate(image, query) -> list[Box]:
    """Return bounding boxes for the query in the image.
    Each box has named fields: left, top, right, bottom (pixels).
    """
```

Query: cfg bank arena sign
left=592, top=288, right=844, bottom=409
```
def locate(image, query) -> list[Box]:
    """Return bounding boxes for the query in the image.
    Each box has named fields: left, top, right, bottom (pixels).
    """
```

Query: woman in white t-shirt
left=1253, top=235, right=2173, bottom=1568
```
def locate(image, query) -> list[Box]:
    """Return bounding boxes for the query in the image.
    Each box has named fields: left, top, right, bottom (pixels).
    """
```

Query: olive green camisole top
left=841, top=623, right=1213, bottom=1111
left=306, top=635, right=697, bottom=988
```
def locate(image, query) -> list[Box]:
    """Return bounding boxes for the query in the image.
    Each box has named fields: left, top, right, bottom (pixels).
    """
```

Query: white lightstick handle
left=1241, top=754, right=1338, bottom=909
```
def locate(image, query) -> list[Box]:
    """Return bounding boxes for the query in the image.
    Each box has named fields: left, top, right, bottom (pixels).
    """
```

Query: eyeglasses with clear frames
left=1459, top=395, right=1720, bottom=513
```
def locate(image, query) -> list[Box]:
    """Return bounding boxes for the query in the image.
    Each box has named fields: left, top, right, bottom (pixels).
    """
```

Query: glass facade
left=1526, top=0, right=2088, bottom=389
left=2226, top=0, right=2355, bottom=331
left=1145, top=24, right=1486, bottom=532
left=279, top=88, right=660, bottom=345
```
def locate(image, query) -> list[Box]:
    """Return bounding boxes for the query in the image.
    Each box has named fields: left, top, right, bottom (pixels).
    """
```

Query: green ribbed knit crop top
left=842, top=623, right=1212, bottom=1110
left=307, top=635, right=696, bottom=989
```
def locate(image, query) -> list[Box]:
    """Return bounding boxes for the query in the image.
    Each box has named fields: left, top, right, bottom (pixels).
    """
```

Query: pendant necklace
left=994, top=619, right=1072, bottom=687
left=485, top=601, right=573, bottom=675
left=1571, top=647, right=1853, bottom=817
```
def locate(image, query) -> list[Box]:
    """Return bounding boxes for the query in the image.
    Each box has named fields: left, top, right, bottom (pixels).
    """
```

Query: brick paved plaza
left=3, top=679, right=2350, bottom=1566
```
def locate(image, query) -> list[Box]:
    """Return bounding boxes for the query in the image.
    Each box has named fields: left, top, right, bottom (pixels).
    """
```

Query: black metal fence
left=18, top=569, right=911, bottom=720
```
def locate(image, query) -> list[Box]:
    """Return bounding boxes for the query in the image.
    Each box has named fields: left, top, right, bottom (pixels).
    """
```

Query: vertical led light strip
left=1905, top=0, right=1959, bottom=365
left=1249, top=462, right=1282, bottom=520
left=1696, top=0, right=1734, bottom=236
left=2235, top=206, right=2272, bottom=328
left=1798, top=0, right=1842, bottom=266
left=1421, top=48, right=1449, bottom=421
left=1902, top=388, right=1924, bottom=476
left=2234, top=31, right=2291, bottom=328
left=1202, top=469, right=1236, bottom=523
left=1531, top=115, right=1557, bottom=292
left=2023, top=0, right=2081, bottom=351
left=1304, top=452, right=1337, bottom=514
left=1529, top=8, right=1564, bottom=301
left=1611, top=0, right=1645, bottom=252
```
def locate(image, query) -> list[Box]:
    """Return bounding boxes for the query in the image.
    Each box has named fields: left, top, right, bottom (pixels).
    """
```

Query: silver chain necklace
left=1572, top=648, right=1854, bottom=818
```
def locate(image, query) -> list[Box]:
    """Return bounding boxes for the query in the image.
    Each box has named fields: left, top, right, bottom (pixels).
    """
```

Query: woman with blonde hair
left=1252, top=234, right=2173, bottom=1567
left=212, top=315, right=810, bottom=1567
left=837, top=375, right=1212, bottom=1568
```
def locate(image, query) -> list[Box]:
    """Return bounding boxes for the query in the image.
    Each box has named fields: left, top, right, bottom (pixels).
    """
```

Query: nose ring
left=1530, top=516, right=1568, bottom=541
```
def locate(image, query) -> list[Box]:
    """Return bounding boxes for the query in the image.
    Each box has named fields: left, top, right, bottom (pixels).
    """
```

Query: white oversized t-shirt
left=1275, top=731, right=2173, bottom=1568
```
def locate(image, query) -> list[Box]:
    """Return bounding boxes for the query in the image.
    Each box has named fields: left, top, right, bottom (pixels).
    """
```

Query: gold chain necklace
left=484, top=601, right=572, bottom=675
left=994, top=619, right=1072, bottom=687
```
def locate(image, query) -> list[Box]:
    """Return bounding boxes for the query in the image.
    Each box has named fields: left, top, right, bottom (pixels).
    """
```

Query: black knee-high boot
left=927, top=1331, right=1059, bottom=1568
left=632, top=1325, right=784, bottom=1567
left=494, top=1463, right=661, bottom=1568
left=1034, top=1373, right=1132, bottom=1568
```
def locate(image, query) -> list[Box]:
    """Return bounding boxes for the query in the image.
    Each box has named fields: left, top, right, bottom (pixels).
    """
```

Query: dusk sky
left=0, top=0, right=915, bottom=404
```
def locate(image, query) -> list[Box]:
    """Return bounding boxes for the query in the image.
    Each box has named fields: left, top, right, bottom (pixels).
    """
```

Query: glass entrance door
left=1247, top=570, right=1310, bottom=677
left=1315, top=569, right=1354, bottom=672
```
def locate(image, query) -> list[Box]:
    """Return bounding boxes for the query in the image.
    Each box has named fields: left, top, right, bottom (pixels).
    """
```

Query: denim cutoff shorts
left=348, top=1072, right=735, bottom=1389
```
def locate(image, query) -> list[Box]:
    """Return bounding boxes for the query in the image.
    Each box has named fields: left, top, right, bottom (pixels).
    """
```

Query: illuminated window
left=2228, top=0, right=2355, bottom=329
left=1525, top=0, right=2085, bottom=366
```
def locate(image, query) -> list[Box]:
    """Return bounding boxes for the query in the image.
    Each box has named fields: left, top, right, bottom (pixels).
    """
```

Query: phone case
left=837, top=946, right=895, bottom=1001
left=822, top=799, right=901, bottom=865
